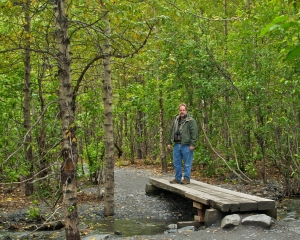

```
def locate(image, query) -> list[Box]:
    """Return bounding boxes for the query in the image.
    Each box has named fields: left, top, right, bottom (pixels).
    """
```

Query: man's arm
left=189, top=119, right=198, bottom=147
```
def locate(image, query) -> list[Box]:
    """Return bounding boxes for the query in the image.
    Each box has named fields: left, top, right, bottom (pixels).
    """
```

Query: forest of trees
left=1, top=0, right=300, bottom=239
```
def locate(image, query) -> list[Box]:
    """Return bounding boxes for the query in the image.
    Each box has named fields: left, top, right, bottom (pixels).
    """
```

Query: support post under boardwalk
left=193, top=202, right=208, bottom=222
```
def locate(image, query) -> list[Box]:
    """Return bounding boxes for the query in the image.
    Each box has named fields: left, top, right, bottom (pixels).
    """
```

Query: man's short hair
left=178, top=103, right=188, bottom=111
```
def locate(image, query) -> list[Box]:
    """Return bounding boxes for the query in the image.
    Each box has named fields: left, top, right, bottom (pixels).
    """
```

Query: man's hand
left=190, top=146, right=195, bottom=151
left=167, top=144, right=172, bottom=150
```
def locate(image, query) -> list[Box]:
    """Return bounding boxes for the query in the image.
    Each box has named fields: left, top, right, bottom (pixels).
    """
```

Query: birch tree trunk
left=23, top=0, right=34, bottom=196
left=101, top=5, right=115, bottom=216
left=52, top=0, right=80, bottom=238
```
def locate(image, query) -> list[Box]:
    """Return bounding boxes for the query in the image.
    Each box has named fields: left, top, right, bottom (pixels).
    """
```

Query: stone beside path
left=221, top=214, right=272, bottom=229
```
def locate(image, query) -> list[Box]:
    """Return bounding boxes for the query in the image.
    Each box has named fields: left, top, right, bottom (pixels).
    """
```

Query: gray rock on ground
left=221, top=214, right=241, bottom=228
left=220, top=213, right=272, bottom=229
left=242, top=214, right=272, bottom=228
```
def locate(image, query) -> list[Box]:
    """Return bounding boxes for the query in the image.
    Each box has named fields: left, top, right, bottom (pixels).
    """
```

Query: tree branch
left=73, top=21, right=156, bottom=99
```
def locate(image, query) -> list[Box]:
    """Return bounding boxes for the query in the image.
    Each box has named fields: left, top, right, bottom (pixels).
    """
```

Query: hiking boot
left=181, top=178, right=190, bottom=185
left=170, top=178, right=181, bottom=184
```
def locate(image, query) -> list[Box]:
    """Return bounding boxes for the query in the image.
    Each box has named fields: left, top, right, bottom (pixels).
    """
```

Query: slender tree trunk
left=223, top=0, right=230, bottom=161
left=223, top=0, right=228, bottom=36
left=254, top=105, right=266, bottom=183
left=223, top=94, right=230, bottom=161
left=245, top=0, right=250, bottom=11
left=37, top=58, right=47, bottom=179
left=136, top=110, right=143, bottom=159
left=129, top=118, right=135, bottom=164
left=243, top=100, right=252, bottom=163
left=159, top=90, right=167, bottom=173
left=101, top=5, right=115, bottom=217
left=23, top=0, right=34, bottom=196
left=124, top=112, right=135, bottom=162
left=52, top=0, right=80, bottom=239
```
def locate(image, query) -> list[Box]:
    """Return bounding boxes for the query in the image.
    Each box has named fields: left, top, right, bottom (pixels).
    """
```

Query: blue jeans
left=173, top=144, right=194, bottom=181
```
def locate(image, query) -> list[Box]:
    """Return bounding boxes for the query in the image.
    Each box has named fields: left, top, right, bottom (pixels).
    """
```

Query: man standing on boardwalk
left=167, top=103, right=198, bottom=185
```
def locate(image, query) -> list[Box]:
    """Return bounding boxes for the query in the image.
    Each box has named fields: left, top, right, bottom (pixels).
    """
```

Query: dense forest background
left=1, top=0, right=300, bottom=221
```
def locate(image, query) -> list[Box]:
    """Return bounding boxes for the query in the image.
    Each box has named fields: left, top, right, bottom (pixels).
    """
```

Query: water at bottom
left=0, top=218, right=176, bottom=239
left=83, top=218, right=176, bottom=237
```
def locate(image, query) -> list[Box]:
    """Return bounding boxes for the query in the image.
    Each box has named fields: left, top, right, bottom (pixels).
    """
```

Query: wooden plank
left=149, top=178, right=191, bottom=196
left=182, top=189, right=211, bottom=205
left=185, top=191, right=238, bottom=212
left=193, top=202, right=203, bottom=209
left=190, top=179, right=275, bottom=210
left=187, top=184, right=258, bottom=212
left=194, top=215, right=204, bottom=222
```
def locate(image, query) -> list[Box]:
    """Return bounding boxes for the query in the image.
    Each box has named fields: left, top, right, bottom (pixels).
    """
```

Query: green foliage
left=245, top=162, right=258, bottom=179
left=194, top=149, right=216, bottom=177
left=227, top=159, right=237, bottom=171
left=26, top=200, right=41, bottom=220
left=83, top=141, right=105, bottom=180
left=4, top=168, right=20, bottom=182
left=261, top=14, right=300, bottom=60
left=4, top=163, right=30, bottom=183
left=36, top=181, right=58, bottom=199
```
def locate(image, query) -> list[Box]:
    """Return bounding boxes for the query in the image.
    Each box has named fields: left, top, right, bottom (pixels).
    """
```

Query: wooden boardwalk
left=147, top=177, right=276, bottom=222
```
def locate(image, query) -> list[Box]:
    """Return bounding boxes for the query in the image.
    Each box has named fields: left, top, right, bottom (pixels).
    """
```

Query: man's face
left=179, top=106, right=187, bottom=117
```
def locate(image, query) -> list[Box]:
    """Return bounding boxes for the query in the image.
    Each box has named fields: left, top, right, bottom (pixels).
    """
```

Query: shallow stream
left=0, top=218, right=176, bottom=239
left=82, top=218, right=176, bottom=237
left=277, top=198, right=300, bottom=219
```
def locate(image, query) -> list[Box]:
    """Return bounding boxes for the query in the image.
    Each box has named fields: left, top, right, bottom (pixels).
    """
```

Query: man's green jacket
left=168, top=113, right=198, bottom=147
